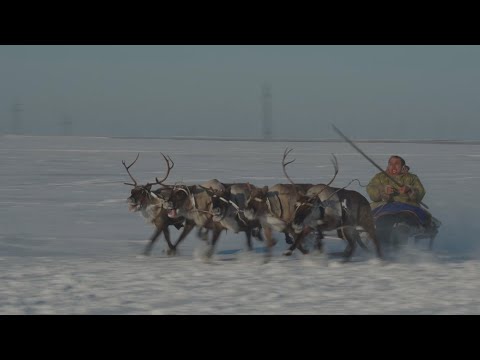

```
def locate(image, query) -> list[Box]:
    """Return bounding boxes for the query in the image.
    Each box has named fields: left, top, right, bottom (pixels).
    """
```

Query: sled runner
left=372, top=202, right=441, bottom=250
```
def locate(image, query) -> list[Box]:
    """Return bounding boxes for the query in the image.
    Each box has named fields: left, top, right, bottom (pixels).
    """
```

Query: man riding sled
left=367, top=155, right=440, bottom=248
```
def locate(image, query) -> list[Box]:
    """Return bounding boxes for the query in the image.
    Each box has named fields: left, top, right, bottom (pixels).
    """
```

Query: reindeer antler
left=143, top=153, right=175, bottom=188
left=325, top=153, right=339, bottom=187
left=282, top=147, right=296, bottom=186
left=155, top=153, right=174, bottom=185
left=316, top=153, right=340, bottom=198
left=122, top=153, right=140, bottom=186
left=282, top=147, right=300, bottom=202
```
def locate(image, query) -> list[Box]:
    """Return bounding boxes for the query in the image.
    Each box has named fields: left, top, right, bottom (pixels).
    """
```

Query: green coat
left=366, top=172, right=426, bottom=210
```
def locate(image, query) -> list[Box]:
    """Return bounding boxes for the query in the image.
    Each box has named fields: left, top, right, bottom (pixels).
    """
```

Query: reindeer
left=163, top=179, right=229, bottom=258
left=165, top=179, right=266, bottom=258
left=203, top=182, right=265, bottom=251
left=123, top=153, right=196, bottom=256
left=241, top=148, right=336, bottom=258
left=291, top=186, right=383, bottom=260
left=288, top=160, right=383, bottom=261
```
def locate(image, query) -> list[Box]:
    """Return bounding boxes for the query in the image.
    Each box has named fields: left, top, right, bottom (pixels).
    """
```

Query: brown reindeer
left=165, top=179, right=266, bottom=258
left=164, top=179, right=228, bottom=258
left=241, top=148, right=338, bottom=258
left=275, top=148, right=365, bottom=258
left=289, top=172, right=383, bottom=260
left=204, top=182, right=265, bottom=251
left=291, top=186, right=383, bottom=260
left=123, top=153, right=196, bottom=256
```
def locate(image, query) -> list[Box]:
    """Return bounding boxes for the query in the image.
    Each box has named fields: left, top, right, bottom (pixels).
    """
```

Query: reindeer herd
left=123, top=149, right=383, bottom=262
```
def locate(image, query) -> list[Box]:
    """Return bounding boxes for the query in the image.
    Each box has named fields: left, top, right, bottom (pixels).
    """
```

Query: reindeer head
left=198, top=185, right=229, bottom=219
left=127, top=184, right=155, bottom=212
left=244, top=185, right=269, bottom=220
left=122, top=153, right=174, bottom=213
left=292, top=195, right=325, bottom=234
left=164, top=185, right=195, bottom=219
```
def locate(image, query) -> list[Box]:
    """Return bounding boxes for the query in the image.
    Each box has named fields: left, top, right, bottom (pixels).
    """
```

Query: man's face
left=387, top=157, right=403, bottom=176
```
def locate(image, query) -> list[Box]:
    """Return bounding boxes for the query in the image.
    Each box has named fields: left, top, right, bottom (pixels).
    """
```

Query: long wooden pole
left=331, top=124, right=428, bottom=209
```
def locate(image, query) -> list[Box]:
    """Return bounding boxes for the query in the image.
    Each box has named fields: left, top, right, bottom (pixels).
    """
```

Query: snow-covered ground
left=1, top=135, right=479, bottom=314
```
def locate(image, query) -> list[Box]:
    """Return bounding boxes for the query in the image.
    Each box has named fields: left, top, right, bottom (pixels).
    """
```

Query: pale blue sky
left=1, top=45, right=480, bottom=139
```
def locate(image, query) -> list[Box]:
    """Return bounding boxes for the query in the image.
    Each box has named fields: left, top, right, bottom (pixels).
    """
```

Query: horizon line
left=2, top=134, right=480, bottom=145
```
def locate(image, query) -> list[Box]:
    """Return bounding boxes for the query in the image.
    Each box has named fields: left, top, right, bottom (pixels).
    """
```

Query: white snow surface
left=1, top=135, right=479, bottom=314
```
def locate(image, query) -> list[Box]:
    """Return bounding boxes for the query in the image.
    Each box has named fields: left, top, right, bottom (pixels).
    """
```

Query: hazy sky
left=1, top=45, right=480, bottom=140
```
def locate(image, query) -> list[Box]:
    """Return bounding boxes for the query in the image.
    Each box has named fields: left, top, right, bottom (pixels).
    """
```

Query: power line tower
left=261, top=82, right=272, bottom=140
left=61, top=114, right=73, bottom=136
left=11, top=102, right=23, bottom=135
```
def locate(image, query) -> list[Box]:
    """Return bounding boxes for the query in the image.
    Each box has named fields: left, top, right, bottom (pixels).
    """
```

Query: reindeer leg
left=197, top=227, right=209, bottom=242
left=172, top=220, right=195, bottom=250
left=205, top=226, right=223, bottom=258
left=284, top=228, right=311, bottom=256
left=360, top=219, right=383, bottom=259
left=342, top=228, right=356, bottom=262
left=297, top=242, right=309, bottom=255
left=284, top=232, right=301, bottom=256
left=296, top=230, right=310, bottom=255
left=345, top=225, right=370, bottom=253
left=314, top=230, right=324, bottom=254
left=163, top=227, right=177, bottom=256
left=355, top=233, right=369, bottom=252
left=252, top=227, right=264, bottom=242
left=285, top=233, right=293, bottom=245
left=262, top=225, right=275, bottom=262
left=245, top=229, right=253, bottom=251
left=368, top=228, right=383, bottom=259
left=144, top=228, right=161, bottom=256
left=283, top=233, right=298, bottom=256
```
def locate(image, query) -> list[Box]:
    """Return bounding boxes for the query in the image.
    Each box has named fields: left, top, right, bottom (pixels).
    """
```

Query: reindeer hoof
left=166, top=248, right=177, bottom=256
left=283, top=250, right=293, bottom=256
left=204, top=248, right=214, bottom=258
left=284, top=234, right=293, bottom=244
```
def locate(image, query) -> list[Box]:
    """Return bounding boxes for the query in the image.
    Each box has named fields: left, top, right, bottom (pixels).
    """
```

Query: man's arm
left=406, top=174, right=426, bottom=202
left=367, top=174, right=387, bottom=202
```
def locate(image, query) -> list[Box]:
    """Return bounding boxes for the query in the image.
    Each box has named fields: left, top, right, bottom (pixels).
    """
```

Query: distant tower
left=61, top=114, right=73, bottom=136
left=11, top=101, right=23, bottom=135
left=261, top=83, right=272, bottom=140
